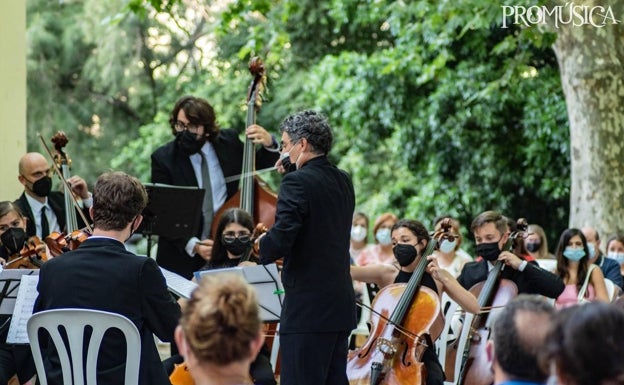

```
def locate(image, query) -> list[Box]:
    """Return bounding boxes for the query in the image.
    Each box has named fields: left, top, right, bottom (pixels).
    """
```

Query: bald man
left=582, top=226, right=623, bottom=290
left=14, top=152, right=92, bottom=238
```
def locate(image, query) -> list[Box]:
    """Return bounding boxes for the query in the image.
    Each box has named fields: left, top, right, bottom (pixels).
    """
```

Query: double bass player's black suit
left=151, top=129, right=278, bottom=279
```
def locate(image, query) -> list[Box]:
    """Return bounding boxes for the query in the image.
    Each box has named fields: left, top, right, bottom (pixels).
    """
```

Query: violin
left=44, top=228, right=91, bottom=257
left=210, top=57, right=278, bottom=240
left=346, top=221, right=453, bottom=385
left=445, top=218, right=528, bottom=385
left=5, top=236, right=49, bottom=269
left=240, top=223, right=269, bottom=263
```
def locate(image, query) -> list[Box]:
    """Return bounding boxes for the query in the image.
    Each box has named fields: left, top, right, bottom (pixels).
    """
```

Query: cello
left=347, top=222, right=454, bottom=385
left=445, top=218, right=528, bottom=385
left=210, top=57, right=278, bottom=240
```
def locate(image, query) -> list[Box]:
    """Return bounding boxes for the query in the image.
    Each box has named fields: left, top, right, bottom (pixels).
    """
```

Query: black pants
left=279, top=331, right=350, bottom=385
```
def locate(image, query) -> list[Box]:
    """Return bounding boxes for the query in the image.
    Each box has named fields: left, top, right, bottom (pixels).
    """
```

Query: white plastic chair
left=604, top=278, right=621, bottom=302
left=27, top=308, right=141, bottom=385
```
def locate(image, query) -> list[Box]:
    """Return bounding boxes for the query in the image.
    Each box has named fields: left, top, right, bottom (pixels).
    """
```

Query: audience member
left=583, top=227, right=623, bottom=289
left=541, top=302, right=624, bottom=385
left=349, top=211, right=369, bottom=263
left=525, top=224, right=554, bottom=260
left=175, top=273, right=265, bottom=385
left=606, top=232, right=624, bottom=285
left=432, top=215, right=472, bottom=278
left=488, top=295, right=554, bottom=385
left=355, top=212, right=398, bottom=266
left=553, top=228, right=609, bottom=308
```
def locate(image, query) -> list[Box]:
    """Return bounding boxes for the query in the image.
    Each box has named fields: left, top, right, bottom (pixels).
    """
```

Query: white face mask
left=351, top=225, right=367, bottom=242
left=439, top=239, right=457, bottom=254
left=375, top=228, right=392, bottom=245
left=608, top=252, right=624, bottom=265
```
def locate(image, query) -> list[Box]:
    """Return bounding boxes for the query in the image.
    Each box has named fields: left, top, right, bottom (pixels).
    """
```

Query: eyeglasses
left=279, top=139, right=299, bottom=152
left=222, top=231, right=251, bottom=244
left=174, top=121, right=201, bottom=134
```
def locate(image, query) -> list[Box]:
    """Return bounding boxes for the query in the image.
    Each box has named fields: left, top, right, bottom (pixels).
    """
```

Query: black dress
left=393, top=270, right=445, bottom=385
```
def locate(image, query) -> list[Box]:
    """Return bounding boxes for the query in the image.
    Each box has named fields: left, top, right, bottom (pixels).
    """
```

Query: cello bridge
left=376, top=338, right=397, bottom=358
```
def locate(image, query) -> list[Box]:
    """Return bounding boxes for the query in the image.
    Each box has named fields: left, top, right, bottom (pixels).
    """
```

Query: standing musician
left=151, top=95, right=279, bottom=279
left=350, top=219, right=480, bottom=385
left=458, top=210, right=565, bottom=297
left=0, top=202, right=36, bottom=385
left=14, top=152, right=92, bottom=239
left=258, top=110, right=356, bottom=385
left=34, top=171, right=181, bottom=385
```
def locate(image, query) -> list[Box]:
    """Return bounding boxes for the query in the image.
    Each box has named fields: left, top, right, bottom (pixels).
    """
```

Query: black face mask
left=30, top=176, right=52, bottom=197
left=476, top=241, right=501, bottom=261
left=280, top=153, right=297, bottom=174
left=223, top=238, right=251, bottom=256
left=1, top=227, right=27, bottom=255
left=393, top=243, right=418, bottom=267
left=525, top=241, right=541, bottom=253
left=175, top=131, right=205, bottom=155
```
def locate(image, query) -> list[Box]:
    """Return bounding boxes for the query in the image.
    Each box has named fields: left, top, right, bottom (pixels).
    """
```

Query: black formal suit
left=33, top=237, right=181, bottom=385
left=151, top=129, right=279, bottom=279
left=14, top=192, right=90, bottom=238
left=457, top=259, right=565, bottom=298
left=259, top=156, right=356, bottom=385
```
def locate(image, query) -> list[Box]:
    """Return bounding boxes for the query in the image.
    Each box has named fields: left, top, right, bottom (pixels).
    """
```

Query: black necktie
left=200, top=153, right=214, bottom=239
left=41, top=206, right=50, bottom=238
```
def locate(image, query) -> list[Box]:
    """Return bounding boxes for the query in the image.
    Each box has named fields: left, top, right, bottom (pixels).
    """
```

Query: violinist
left=33, top=171, right=181, bottom=385
left=150, top=96, right=279, bottom=279
left=15, top=152, right=91, bottom=239
left=457, top=210, right=565, bottom=298
left=0, top=201, right=37, bottom=385
left=350, top=219, right=480, bottom=385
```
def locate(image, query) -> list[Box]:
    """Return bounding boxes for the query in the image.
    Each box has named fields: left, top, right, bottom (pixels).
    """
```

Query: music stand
left=138, top=183, right=205, bottom=258
left=0, top=270, right=40, bottom=344
left=194, top=263, right=284, bottom=322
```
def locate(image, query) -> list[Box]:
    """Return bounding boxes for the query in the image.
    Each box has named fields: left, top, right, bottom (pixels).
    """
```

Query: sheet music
left=194, top=263, right=283, bottom=322
left=159, top=267, right=198, bottom=299
left=7, top=274, right=40, bottom=344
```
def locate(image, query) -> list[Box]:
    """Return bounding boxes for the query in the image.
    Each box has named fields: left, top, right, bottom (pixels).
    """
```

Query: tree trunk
left=551, top=0, right=624, bottom=240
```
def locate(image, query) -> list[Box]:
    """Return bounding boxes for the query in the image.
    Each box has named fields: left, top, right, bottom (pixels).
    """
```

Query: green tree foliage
left=29, top=0, right=573, bottom=246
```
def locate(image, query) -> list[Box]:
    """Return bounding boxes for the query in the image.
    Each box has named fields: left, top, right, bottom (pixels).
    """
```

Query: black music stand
left=138, top=183, right=205, bottom=258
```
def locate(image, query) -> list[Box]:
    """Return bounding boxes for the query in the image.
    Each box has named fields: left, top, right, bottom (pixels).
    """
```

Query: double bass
left=347, top=222, right=454, bottom=385
left=210, top=57, right=278, bottom=240
left=445, top=218, right=528, bottom=385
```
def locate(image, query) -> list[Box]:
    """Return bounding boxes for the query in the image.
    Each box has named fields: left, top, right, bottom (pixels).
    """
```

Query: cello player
left=350, top=219, right=480, bottom=385
left=457, top=210, right=564, bottom=298
left=151, top=96, right=279, bottom=279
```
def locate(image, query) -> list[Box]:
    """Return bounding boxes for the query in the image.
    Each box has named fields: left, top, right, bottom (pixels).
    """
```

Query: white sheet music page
left=159, top=267, right=198, bottom=299
left=7, top=274, right=40, bottom=344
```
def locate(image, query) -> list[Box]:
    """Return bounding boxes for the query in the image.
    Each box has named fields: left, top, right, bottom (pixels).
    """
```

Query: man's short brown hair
left=92, top=171, right=147, bottom=231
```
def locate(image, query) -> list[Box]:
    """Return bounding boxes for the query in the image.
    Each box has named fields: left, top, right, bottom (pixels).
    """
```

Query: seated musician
left=0, top=202, right=36, bottom=384
left=175, top=273, right=266, bottom=385
left=168, top=208, right=276, bottom=385
left=33, top=171, right=181, bottom=385
left=15, top=152, right=92, bottom=239
left=350, top=219, right=480, bottom=385
left=457, top=210, right=565, bottom=297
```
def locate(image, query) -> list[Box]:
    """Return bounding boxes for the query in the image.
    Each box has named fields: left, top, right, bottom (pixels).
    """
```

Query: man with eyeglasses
left=151, top=95, right=279, bottom=279
left=14, top=152, right=92, bottom=239
left=259, top=110, right=356, bottom=385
